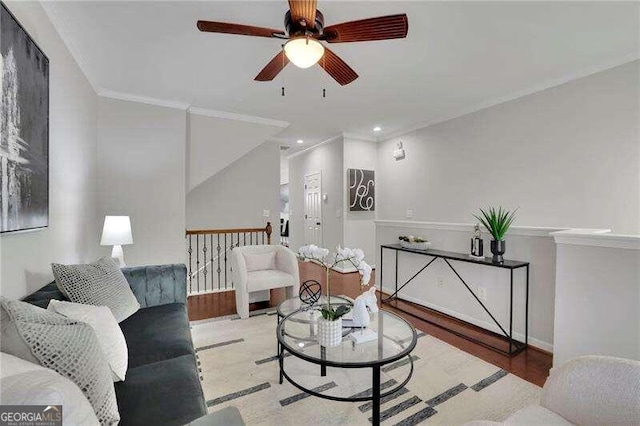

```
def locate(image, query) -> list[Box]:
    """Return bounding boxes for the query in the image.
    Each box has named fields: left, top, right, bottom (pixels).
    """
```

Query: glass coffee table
left=276, top=299, right=417, bottom=426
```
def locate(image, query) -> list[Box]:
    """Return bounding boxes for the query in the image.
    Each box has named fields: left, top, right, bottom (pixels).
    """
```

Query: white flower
left=358, top=261, right=372, bottom=285
left=302, top=245, right=370, bottom=283
left=352, top=248, right=365, bottom=262
left=335, top=246, right=352, bottom=261
left=336, top=246, right=365, bottom=262
left=299, top=244, right=329, bottom=261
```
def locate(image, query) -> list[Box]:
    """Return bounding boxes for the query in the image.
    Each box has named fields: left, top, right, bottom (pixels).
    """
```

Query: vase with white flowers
left=298, top=245, right=372, bottom=347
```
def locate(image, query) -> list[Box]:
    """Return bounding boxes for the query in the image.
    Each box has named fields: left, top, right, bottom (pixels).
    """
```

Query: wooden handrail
left=186, top=222, right=272, bottom=243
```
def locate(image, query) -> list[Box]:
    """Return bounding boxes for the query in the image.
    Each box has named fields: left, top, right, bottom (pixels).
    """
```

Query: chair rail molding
left=375, top=220, right=567, bottom=238
left=551, top=230, right=640, bottom=250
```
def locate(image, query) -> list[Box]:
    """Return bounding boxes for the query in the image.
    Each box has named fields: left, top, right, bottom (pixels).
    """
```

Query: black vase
left=490, top=240, right=506, bottom=263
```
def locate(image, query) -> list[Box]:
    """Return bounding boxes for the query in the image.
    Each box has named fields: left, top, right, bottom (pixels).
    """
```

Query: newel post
left=266, top=222, right=272, bottom=245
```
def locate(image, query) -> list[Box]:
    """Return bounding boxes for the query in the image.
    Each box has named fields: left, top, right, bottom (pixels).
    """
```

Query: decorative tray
left=399, top=240, right=431, bottom=251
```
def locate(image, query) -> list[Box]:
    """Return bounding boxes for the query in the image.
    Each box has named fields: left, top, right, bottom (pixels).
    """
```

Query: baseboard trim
left=380, top=285, right=553, bottom=353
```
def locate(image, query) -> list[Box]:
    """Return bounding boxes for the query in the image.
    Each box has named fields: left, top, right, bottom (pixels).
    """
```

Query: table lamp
left=100, top=216, right=133, bottom=267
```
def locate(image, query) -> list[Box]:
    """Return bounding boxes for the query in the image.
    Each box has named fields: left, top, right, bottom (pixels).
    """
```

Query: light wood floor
left=187, top=260, right=552, bottom=387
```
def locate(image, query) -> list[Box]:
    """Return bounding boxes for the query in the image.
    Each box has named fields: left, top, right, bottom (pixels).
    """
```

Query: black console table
left=380, top=244, right=529, bottom=356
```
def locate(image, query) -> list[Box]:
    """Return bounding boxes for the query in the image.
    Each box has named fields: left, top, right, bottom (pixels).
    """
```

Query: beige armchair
left=465, top=355, right=640, bottom=425
left=231, top=245, right=300, bottom=319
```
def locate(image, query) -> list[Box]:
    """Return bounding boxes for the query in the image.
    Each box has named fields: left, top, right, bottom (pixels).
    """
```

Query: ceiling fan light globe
left=284, top=37, right=324, bottom=69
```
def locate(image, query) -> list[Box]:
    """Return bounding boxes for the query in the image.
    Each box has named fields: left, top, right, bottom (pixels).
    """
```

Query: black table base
left=380, top=244, right=529, bottom=356
left=276, top=306, right=418, bottom=426
left=278, top=347, right=414, bottom=425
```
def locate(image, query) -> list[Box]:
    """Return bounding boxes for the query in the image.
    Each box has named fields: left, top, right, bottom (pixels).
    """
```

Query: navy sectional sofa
left=23, top=264, right=207, bottom=426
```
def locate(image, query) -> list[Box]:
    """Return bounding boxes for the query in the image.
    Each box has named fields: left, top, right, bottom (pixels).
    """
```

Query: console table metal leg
left=372, top=365, right=381, bottom=426
left=379, top=246, right=384, bottom=296
left=525, top=265, right=529, bottom=347
left=395, top=249, right=399, bottom=297
left=509, top=269, right=514, bottom=354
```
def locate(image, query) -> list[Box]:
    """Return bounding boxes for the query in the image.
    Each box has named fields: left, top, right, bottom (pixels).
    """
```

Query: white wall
left=186, top=140, right=280, bottom=230
left=97, top=97, right=186, bottom=267
left=280, top=157, right=289, bottom=185
left=552, top=232, right=640, bottom=366
left=376, top=221, right=558, bottom=351
left=0, top=1, right=100, bottom=300
left=343, top=136, right=377, bottom=263
left=377, top=61, right=640, bottom=234
left=187, top=112, right=285, bottom=192
left=289, top=137, right=344, bottom=254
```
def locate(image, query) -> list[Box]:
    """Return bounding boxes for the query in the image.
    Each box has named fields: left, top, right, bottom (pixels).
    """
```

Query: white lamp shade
left=284, top=37, right=325, bottom=69
left=100, top=216, right=133, bottom=246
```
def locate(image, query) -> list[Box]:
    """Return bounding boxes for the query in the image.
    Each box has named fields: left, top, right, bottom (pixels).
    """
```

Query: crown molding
left=342, top=132, right=378, bottom=142
left=286, top=134, right=343, bottom=159
left=188, top=107, right=289, bottom=128
left=382, top=53, right=640, bottom=141
left=99, top=89, right=190, bottom=110
left=98, top=90, right=290, bottom=129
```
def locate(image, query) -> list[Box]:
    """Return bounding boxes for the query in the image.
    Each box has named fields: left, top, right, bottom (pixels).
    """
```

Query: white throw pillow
left=48, top=300, right=128, bottom=382
left=0, top=352, right=99, bottom=425
left=244, top=251, right=277, bottom=272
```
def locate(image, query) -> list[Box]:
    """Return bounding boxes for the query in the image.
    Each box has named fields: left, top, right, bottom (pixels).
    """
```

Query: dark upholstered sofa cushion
left=115, top=354, right=206, bottom=426
left=119, top=303, right=194, bottom=369
left=22, top=282, right=66, bottom=308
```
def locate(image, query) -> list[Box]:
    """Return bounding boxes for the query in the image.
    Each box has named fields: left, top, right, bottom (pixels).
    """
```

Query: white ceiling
left=43, top=1, right=639, bottom=151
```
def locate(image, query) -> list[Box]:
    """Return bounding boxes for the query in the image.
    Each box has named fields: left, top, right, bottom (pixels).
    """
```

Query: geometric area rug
left=190, top=310, right=541, bottom=425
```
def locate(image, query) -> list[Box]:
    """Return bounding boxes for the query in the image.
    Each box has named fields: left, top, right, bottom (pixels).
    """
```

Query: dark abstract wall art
left=348, top=169, right=375, bottom=212
left=0, top=3, right=49, bottom=233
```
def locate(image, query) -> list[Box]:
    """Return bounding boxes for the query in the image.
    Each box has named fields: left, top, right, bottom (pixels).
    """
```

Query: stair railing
left=185, top=222, right=272, bottom=295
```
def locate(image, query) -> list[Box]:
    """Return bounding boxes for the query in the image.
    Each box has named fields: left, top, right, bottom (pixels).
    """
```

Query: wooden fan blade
left=318, top=48, right=358, bottom=86
left=288, top=0, right=317, bottom=27
left=255, top=51, right=290, bottom=81
left=323, top=14, right=408, bottom=43
left=197, top=21, right=285, bottom=38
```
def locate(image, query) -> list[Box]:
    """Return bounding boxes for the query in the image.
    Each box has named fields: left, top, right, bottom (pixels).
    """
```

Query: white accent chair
left=464, top=355, right=640, bottom=425
left=231, top=245, right=300, bottom=319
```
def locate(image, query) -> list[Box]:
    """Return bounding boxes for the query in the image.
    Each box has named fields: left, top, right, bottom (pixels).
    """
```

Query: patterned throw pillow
left=0, top=298, right=119, bottom=425
left=48, top=300, right=128, bottom=382
left=51, top=257, right=140, bottom=322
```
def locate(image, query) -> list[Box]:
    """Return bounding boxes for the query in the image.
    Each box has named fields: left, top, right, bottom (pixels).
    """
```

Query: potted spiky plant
left=473, top=207, right=518, bottom=263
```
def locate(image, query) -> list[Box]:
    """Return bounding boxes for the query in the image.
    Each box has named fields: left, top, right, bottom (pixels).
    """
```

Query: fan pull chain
left=281, top=44, right=286, bottom=97
left=321, top=53, right=326, bottom=98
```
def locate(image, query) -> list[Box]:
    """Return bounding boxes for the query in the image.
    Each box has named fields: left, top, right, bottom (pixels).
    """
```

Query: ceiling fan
left=197, top=0, right=408, bottom=86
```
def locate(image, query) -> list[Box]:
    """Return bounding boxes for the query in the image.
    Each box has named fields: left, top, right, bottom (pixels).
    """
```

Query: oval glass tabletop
left=277, top=308, right=417, bottom=368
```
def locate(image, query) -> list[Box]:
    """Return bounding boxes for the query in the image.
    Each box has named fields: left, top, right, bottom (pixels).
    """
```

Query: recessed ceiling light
left=297, top=139, right=304, bottom=144
left=373, top=126, right=382, bottom=132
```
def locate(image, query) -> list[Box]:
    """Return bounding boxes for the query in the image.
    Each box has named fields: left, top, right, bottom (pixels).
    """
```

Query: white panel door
left=304, top=172, right=322, bottom=246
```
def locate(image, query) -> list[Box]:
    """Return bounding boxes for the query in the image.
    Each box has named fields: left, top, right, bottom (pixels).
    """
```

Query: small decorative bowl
left=399, top=240, right=431, bottom=251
